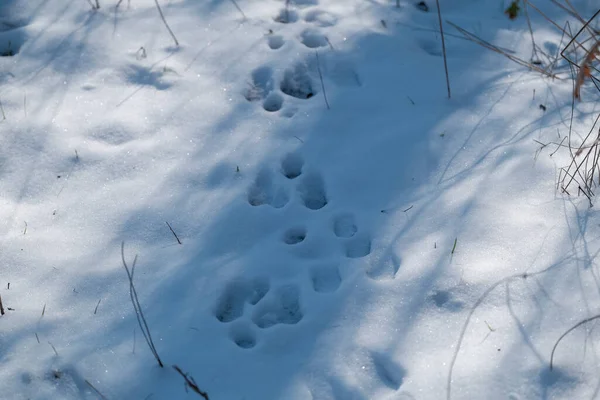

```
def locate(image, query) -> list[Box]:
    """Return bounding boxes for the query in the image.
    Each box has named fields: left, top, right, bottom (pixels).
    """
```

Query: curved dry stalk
left=154, top=0, right=179, bottom=47
left=550, top=314, right=600, bottom=370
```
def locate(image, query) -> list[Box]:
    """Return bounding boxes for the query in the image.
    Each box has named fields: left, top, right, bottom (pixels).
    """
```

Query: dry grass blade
left=228, top=0, right=247, bottom=20
left=165, top=221, right=182, bottom=245
left=550, top=0, right=583, bottom=23
left=550, top=313, right=600, bottom=370
left=436, top=0, right=451, bottom=98
left=154, top=0, right=179, bottom=47
left=526, top=0, right=575, bottom=37
left=564, top=0, right=600, bottom=40
left=315, top=51, right=330, bottom=110
left=85, top=379, right=109, bottom=400
left=121, top=242, right=164, bottom=368
left=172, top=365, right=209, bottom=399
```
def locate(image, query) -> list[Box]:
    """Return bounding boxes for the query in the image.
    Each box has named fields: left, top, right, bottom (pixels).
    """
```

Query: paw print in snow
left=247, top=168, right=289, bottom=208
left=214, top=278, right=304, bottom=349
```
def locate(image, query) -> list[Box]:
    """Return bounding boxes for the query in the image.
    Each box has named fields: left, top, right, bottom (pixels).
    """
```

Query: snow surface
left=1, top=0, right=600, bottom=398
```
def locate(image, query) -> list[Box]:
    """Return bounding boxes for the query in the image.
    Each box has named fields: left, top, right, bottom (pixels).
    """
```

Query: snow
left=1, top=0, right=600, bottom=398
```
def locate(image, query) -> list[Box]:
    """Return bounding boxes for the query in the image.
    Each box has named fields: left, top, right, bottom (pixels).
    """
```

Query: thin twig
left=0, top=97, right=6, bottom=120
left=154, top=0, right=179, bottom=47
left=550, top=137, right=566, bottom=157
left=549, top=20, right=570, bottom=76
left=435, top=0, right=451, bottom=98
left=48, top=342, right=59, bottom=356
left=166, top=221, right=182, bottom=245
left=315, top=51, right=330, bottom=110
left=228, top=0, right=247, bottom=20
left=94, top=299, right=101, bottom=314
left=172, top=365, right=209, bottom=399
left=85, top=379, right=109, bottom=400
left=0, top=294, right=4, bottom=315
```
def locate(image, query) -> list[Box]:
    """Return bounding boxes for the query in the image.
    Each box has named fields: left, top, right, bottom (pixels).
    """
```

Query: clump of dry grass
left=556, top=7, right=600, bottom=204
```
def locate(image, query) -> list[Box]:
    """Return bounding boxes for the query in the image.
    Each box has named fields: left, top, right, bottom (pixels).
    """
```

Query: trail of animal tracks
left=1, top=0, right=600, bottom=398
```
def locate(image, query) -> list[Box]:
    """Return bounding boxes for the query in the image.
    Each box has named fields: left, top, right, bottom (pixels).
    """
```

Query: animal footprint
left=274, top=8, right=299, bottom=23
left=417, top=37, right=442, bottom=57
left=304, top=9, right=338, bottom=27
left=415, top=1, right=429, bottom=12
left=0, top=19, right=27, bottom=32
left=267, top=34, right=285, bottom=50
left=430, top=290, right=464, bottom=312
left=371, top=353, right=407, bottom=390
left=281, top=152, right=304, bottom=179
left=214, top=277, right=270, bottom=323
left=0, top=25, right=28, bottom=57
left=298, top=172, right=328, bottom=210
left=263, top=92, right=284, bottom=112
left=283, top=227, right=307, bottom=245
left=299, top=29, right=328, bottom=48
left=310, top=263, right=341, bottom=293
left=247, top=278, right=270, bottom=305
left=247, top=168, right=289, bottom=208
left=366, top=248, right=400, bottom=280
left=244, top=66, right=274, bottom=102
left=333, top=214, right=357, bottom=238
left=252, top=284, right=303, bottom=328
left=281, top=62, right=315, bottom=99
left=229, top=322, right=257, bottom=349
left=329, top=57, right=362, bottom=87
left=42, top=365, right=95, bottom=398
left=345, top=233, right=371, bottom=258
